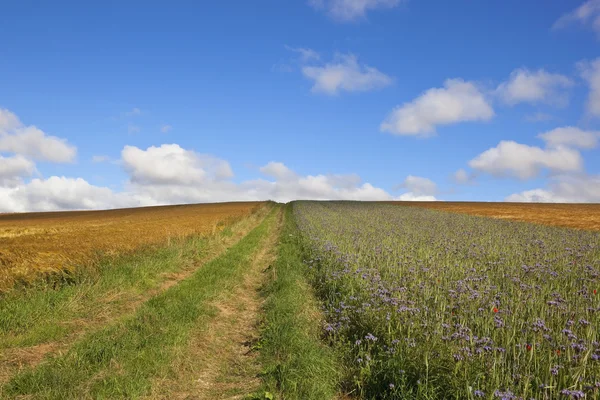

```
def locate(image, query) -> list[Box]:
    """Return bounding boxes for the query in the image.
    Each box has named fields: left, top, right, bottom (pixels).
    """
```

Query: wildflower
left=365, top=333, right=378, bottom=342
left=493, top=307, right=499, bottom=313
left=389, top=383, right=395, bottom=389
left=560, top=389, right=585, bottom=399
left=526, top=344, right=532, bottom=351
left=474, top=389, right=485, bottom=397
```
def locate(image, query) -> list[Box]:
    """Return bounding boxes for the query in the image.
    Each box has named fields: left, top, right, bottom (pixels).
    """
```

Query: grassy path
left=256, top=203, right=341, bottom=400
left=0, top=206, right=269, bottom=386
left=0, top=205, right=276, bottom=398
left=145, top=203, right=284, bottom=400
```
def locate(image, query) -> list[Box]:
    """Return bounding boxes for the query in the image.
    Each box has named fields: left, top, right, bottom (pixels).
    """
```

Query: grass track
left=0, top=205, right=268, bottom=348
left=256, top=203, right=341, bottom=400
left=2, top=206, right=279, bottom=399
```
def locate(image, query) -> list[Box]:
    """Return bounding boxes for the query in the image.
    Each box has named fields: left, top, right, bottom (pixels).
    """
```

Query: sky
left=1, top=0, right=600, bottom=212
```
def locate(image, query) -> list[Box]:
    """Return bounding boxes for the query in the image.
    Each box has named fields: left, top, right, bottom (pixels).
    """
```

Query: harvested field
left=0, top=202, right=264, bottom=291
left=388, top=201, right=600, bottom=231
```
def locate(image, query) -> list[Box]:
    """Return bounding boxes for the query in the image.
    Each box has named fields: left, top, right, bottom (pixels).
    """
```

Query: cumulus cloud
left=496, top=68, right=573, bottom=106
left=553, top=0, right=600, bottom=37
left=506, top=174, right=600, bottom=203
left=381, top=79, right=494, bottom=136
left=0, top=155, right=36, bottom=186
left=469, top=140, right=583, bottom=180
left=0, top=109, right=20, bottom=131
left=399, top=175, right=437, bottom=196
left=302, top=53, right=393, bottom=95
left=395, top=175, right=438, bottom=201
left=578, top=58, right=600, bottom=117
left=453, top=168, right=476, bottom=184
left=309, top=0, right=401, bottom=21
left=0, top=177, right=142, bottom=213
left=537, top=126, right=599, bottom=149
left=259, top=161, right=297, bottom=181
left=0, top=109, right=77, bottom=163
left=0, top=140, right=440, bottom=211
left=122, top=144, right=234, bottom=186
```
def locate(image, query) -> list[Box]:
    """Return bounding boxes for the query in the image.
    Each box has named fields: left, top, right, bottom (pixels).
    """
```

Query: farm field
left=3, top=200, right=600, bottom=399
left=389, top=201, right=600, bottom=231
left=0, top=201, right=263, bottom=291
left=1, top=202, right=282, bottom=398
left=294, top=201, right=600, bottom=399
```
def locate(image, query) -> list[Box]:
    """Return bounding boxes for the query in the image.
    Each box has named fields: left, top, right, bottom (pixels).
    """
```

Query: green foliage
left=256, top=204, right=341, bottom=399
left=294, top=201, right=600, bottom=399
left=2, top=208, right=278, bottom=399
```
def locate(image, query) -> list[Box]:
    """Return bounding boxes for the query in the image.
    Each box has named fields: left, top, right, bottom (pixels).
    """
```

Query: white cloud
left=553, top=0, right=600, bottom=37
left=0, top=155, right=36, bottom=186
left=400, top=175, right=437, bottom=196
left=395, top=175, right=438, bottom=201
left=285, top=46, right=320, bottom=62
left=122, top=144, right=234, bottom=186
left=309, top=0, right=401, bottom=21
left=578, top=58, right=600, bottom=117
left=160, top=124, right=172, bottom=133
left=397, top=192, right=437, bottom=201
left=302, top=53, right=392, bottom=95
left=453, top=168, right=474, bottom=184
left=537, top=126, right=599, bottom=149
left=0, top=152, right=437, bottom=211
left=0, top=176, right=142, bottom=213
left=259, top=161, right=297, bottom=181
left=381, top=79, right=494, bottom=136
left=469, top=140, right=583, bottom=180
left=506, top=174, right=600, bottom=203
left=496, top=68, right=573, bottom=106
left=0, top=109, right=21, bottom=131
left=0, top=109, right=76, bottom=163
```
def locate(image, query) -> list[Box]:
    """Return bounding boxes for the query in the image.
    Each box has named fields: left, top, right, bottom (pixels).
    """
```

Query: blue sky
left=1, top=0, right=599, bottom=211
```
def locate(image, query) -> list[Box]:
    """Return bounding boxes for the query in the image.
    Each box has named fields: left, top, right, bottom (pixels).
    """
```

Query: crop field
left=294, top=201, right=600, bottom=399
left=389, top=202, right=600, bottom=232
left=0, top=202, right=263, bottom=291
left=3, top=200, right=600, bottom=399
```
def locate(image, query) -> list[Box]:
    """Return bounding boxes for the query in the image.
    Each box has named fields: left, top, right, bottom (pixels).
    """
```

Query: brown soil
left=146, top=207, right=283, bottom=400
left=388, top=201, right=600, bottom=231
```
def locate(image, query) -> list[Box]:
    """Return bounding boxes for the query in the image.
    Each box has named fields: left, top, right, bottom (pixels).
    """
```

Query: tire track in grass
left=145, top=204, right=283, bottom=400
left=2, top=206, right=280, bottom=399
left=255, top=203, right=341, bottom=400
left=0, top=205, right=270, bottom=386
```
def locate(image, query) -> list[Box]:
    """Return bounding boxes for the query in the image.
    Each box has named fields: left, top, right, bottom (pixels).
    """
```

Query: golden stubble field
left=388, top=201, right=600, bottom=231
left=0, top=202, right=264, bottom=291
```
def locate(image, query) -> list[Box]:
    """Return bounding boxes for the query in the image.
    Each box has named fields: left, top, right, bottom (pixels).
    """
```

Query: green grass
left=2, top=207, right=279, bottom=399
left=0, top=208, right=266, bottom=350
left=256, top=204, right=341, bottom=400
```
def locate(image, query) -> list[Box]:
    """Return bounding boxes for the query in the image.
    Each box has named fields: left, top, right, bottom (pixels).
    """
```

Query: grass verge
left=256, top=203, right=341, bottom=400
left=0, top=204, right=270, bottom=351
left=2, top=206, right=278, bottom=399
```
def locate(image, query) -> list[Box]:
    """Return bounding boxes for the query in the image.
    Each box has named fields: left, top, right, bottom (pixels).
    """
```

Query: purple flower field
left=294, top=201, right=600, bottom=399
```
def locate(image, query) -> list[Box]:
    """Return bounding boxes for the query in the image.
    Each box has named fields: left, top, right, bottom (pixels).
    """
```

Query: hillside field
left=1, top=201, right=599, bottom=399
